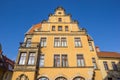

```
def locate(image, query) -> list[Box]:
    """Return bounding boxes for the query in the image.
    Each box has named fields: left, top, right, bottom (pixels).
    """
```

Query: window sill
left=17, top=64, right=35, bottom=66
left=27, top=64, right=35, bottom=66
left=90, top=50, right=94, bottom=52
left=75, top=46, right=82, bottom=48
left=54, top=46, right=68, bottom=48
left=40, top=46, right=47, bottom=48
left=39, top=66, right=44, bottom=68
left=17, top=64, right=25, bottom=66
left=38, top=66, right=94, bottom=68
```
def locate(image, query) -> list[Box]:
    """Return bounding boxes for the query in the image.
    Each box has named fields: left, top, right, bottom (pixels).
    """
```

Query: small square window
left=58, top=18, right=62, bottom=22
left=52, top=26, right=55, bottom=31
left=58, top=26, right=62, bottom=31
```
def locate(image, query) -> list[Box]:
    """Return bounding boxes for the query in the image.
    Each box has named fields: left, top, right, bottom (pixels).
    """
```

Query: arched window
left=16, top=74, right=29, bottom=80
left=38, top=77, right=49, bottom=80
left=73, top=76, right=85, bottom=80
left=55, top=76, right=67, bottom=80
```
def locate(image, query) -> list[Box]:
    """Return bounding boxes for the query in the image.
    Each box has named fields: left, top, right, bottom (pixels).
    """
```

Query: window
left=74, top=38, right=82, bottom=47
left=28, top=53, right=35, bottom=65
left=58, top=18, right=62, bottom=22
left=62, top=55, right=68, bottom=67
left=39, top=55, right=44, bottom=67
left=54, top=37, right=67, bottom=47
left=52, top=26, right=55, bottom=31
left=16, top=74, right=29, bottom=80
left=38, top=77, right=49, bottom=80
left=92, top=58, right=97, bottom=69
left=89, top=42, right=94, bottom=51
left=26, top=38, right=31, bottom=47
left=54, top=55, right=60, bottom=67
left=73, top=76, right=85, bottom=80
left=8, top=64, right=13, bottom=70
left=19, top=53, right=26, bottom=65
left=103, top=61, right=109, bottom=70
left=40, top=37, right=47, bottom=47
left=58, top=26, right=62, bottom=31
left=112, top=62, right=118, bottom=70
left=61, top=38, right=67, bottom=47
left=65, top=26, right=68, bottom=31
left=55, top=76, right=67, bottom=80
left=54, top=38, right=60, bottom=47
left=77, top=55, right=85, bottom=67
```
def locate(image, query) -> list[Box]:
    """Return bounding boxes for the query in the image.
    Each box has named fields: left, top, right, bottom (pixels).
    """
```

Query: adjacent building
left=96, top=47, right=120, bottom=80
left=0, top=43, right=15, bottom=80
left=12, top=7, right=120, bottom=80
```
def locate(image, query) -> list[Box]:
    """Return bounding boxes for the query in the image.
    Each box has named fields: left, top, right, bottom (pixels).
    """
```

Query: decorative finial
left=55, top=6, right=65, bottom=11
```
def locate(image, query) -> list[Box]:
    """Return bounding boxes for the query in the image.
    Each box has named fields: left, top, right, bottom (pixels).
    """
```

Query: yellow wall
left=38, top=68, right=93, bottom=80
left=12, top=71, right=36, bottom=80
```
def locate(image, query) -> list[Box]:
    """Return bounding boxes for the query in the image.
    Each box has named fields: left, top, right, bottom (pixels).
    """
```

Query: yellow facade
left=12, top=7, right=120, bottom=80
left=98, top=56, right=120, bottom=80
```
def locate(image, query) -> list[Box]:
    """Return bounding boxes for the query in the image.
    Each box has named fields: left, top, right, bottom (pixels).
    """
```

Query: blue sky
left=0, top=0, right=120, bottom=60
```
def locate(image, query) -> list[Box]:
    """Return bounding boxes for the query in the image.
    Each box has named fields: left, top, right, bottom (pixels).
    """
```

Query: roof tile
left=97, top=52, right=120, bottom=58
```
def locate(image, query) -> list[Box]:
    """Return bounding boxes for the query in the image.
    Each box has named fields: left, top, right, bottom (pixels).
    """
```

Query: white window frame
left=54, top=37, right=67, bottom=47
left=62, top=55, right=68, bottom=67
left=39, top=54, right=44, bottom=67
left=19, top=52, right=27, bottom=65
left=40, top=37, right=47, bottom=47
left=54, top=55, right=60, bottom=67
left=77, top=54, right=85, bottom=67
left=26, top=38, right=31, bottom=47
left=28, top=52, right=35, bottom=65
left=74, top=37, right=82, bottom=47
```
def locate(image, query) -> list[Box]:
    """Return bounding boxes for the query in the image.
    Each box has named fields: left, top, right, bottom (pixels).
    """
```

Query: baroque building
left=12, top=7, right=120, bottom=80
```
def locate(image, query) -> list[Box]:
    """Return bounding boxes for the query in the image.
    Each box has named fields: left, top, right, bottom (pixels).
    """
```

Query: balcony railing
left=20, top=42, right=40, bottom=48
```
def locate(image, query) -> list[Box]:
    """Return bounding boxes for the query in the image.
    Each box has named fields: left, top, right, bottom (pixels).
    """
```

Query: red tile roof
left=97, top=52, right=120, bottom=58
left=27, top=23, right=42, bottom=34
left=3, top=55, right=15, bottom=66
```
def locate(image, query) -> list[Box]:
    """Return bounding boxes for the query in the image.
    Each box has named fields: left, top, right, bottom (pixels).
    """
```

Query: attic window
left=58, top=12, right=61, bottom=14
left=58, top=18, right=62, bottom=22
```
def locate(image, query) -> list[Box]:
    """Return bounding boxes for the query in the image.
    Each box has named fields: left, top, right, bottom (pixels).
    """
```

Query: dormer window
left=58, top=18, right=62, bottom=22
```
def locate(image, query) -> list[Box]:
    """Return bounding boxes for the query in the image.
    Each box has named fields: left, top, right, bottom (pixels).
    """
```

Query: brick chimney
left=95, top=46, right=100, bottom=52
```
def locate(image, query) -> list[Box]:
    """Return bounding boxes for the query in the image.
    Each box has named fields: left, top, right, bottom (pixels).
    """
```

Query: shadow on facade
left=104, top=62, right=120, bottom=80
